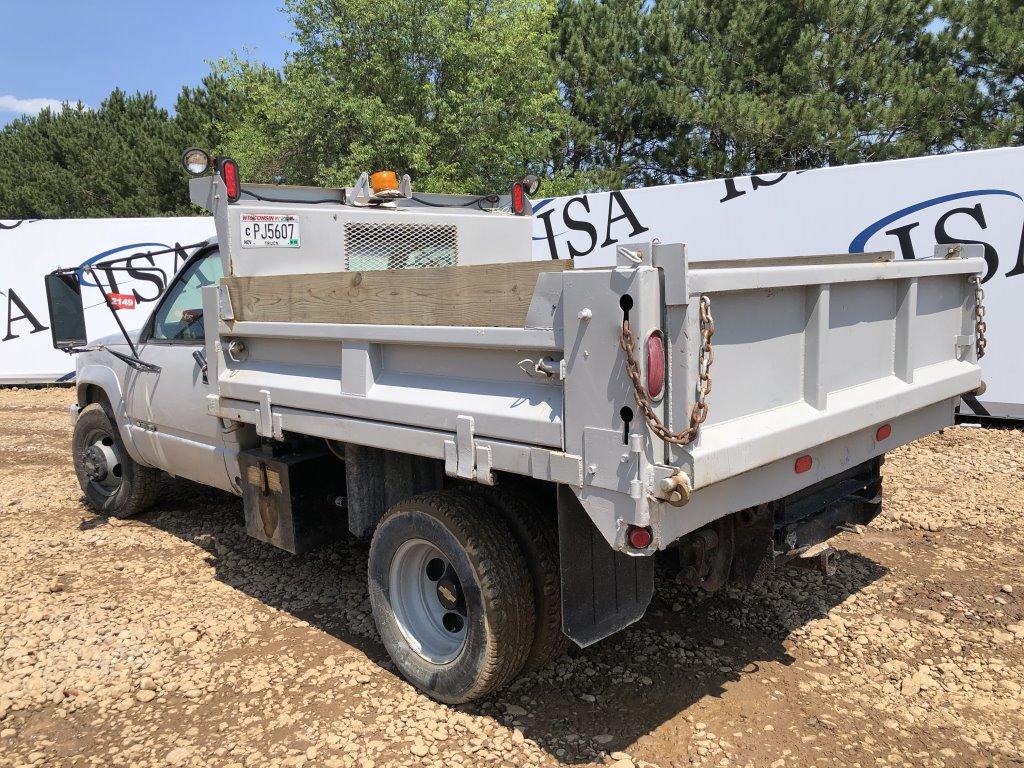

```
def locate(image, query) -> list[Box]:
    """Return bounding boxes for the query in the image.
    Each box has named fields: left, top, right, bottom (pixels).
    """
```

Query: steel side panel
left=212, top=397, right=582, bottom=484
left=690, top=361, right=977, bottom=488
left=658, top=399, right=954, bottom=543
left=216, top=369, right=563, bottom=448
left=223, top=321, right=559, bottom=350
left=686, top=256, right=984, bottom=293
left=682, top=259, right=981, bottom=489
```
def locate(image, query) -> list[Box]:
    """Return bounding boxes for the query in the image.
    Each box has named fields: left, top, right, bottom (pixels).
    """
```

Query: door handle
left=192, top=349, right=209, bottom=384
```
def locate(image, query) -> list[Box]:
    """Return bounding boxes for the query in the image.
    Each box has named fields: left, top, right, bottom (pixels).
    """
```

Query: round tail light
left=645, top=331, right=666, bottom=399
left=627, top=525, right=653, bottom=549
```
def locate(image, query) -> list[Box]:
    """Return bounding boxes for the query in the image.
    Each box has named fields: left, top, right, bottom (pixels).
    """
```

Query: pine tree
left=0, top=91, right=177, bottom=218
left=552, top=0, right=667, bottom=189
left=552, top=0, right=977, bottom=186
left=940, top=0, right=1024, bottom=147
left=0, top=80, right=246, bottom=219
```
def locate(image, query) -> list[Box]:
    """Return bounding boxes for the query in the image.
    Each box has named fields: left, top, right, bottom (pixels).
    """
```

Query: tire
left=368, top=490, right=535, bottom=703
left=458, top=487, right=569, bottom=671
left=72, top=403, right=161, bottom=518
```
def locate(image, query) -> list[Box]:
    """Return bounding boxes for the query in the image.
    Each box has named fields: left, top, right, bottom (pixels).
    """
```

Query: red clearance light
left=220, top=157, right=241, bottom=202
left=511, top=181, right=526, bottom=215
left=876, top=423, right=892, bottom=441
left=627, top=525, right=653, bottom=549
left=646, top=331, right=666, bottom=399
left=794, top=455, right=813, bottom=474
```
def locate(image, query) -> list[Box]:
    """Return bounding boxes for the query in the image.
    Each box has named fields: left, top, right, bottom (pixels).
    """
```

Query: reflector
left=646, top=331, right=666, bottom=399
left=875, top=423, right=892, bottom=441
left=794, top=455, right=813, bottom=474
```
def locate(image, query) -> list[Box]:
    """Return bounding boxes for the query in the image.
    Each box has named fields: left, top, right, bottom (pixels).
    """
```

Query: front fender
left=76, top=363, right=148, bottom=465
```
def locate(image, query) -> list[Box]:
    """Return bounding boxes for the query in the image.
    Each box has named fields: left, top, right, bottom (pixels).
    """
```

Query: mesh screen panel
left=344, top=222, right=458, bottom=271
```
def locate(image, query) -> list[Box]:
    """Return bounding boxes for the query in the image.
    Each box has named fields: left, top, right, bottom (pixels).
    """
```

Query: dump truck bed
left=203, top=199, right=984, bottom=551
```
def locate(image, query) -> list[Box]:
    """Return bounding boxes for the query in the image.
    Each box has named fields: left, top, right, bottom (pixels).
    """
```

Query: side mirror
left=44, top=272, right=87, bottom=349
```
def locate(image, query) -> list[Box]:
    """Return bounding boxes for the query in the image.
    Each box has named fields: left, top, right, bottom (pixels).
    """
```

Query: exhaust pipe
left=787, top=545, right=838, bottom=576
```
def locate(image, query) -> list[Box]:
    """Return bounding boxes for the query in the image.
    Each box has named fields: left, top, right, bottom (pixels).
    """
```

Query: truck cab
left=68, top=244, right=239, bottom=508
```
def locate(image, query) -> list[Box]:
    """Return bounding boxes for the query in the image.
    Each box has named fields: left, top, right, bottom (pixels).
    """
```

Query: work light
left=181, top=147, right=211, bottom=176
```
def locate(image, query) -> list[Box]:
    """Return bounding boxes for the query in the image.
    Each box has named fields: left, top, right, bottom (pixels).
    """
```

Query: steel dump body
left=49, top=171, right=992, bottom=699
left=200, top=180, right=985, bottom=553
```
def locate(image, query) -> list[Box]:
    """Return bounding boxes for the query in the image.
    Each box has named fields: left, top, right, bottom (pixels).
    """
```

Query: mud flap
left=556, top=485, right=654, bottom=647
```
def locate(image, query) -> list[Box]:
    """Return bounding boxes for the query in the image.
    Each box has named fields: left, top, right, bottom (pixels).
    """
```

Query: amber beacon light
left=370, top=170, right=400, bottom=194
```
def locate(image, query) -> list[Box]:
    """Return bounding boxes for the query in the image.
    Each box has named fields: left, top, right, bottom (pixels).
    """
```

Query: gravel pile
left=1, top=388, right=1021, bottom=767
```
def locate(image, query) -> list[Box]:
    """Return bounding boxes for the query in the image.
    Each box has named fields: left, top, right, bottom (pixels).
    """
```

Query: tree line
left=0, top=0, right=1020, bottom=218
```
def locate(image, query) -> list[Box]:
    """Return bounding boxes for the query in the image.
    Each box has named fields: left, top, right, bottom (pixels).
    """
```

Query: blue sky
left=0, top=1, right=293, bottom=126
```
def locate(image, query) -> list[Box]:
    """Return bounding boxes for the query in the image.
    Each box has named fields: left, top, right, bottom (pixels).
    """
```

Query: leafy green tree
left=222, top=0, right=573, bottom=195
left=940, top=0, right=1024, bottom=147
left=174, top=71, right=247, bottom=157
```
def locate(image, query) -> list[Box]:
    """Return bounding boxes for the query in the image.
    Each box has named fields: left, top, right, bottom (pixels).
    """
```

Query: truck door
left=125, top=250, right=233, bottom=491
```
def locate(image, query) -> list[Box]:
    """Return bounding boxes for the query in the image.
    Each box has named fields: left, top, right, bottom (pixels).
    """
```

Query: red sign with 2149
left=106, top=293, right=136, bottom=310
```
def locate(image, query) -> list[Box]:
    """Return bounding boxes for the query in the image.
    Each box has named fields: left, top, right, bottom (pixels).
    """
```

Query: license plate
left=240, top=214, right=300, bottom=248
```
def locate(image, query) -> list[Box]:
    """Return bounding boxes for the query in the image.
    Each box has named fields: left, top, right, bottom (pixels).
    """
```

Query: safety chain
left=971, top=276, right=987, bottom=359
left=620, top=295, right=714, bottom=445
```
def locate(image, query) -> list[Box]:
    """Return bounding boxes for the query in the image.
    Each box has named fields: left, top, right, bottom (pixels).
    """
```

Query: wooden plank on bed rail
left=222, top=260, right=571, bottom=327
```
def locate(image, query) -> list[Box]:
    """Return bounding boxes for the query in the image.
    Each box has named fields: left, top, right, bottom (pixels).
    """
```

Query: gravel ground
left=1, top=387, right=1022, bottom=768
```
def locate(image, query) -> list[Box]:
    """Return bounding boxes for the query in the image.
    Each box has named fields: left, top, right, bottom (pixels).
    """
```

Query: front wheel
left=368, top=490, right=535, bottom=703
left=72, top=403, right=161, bottom=518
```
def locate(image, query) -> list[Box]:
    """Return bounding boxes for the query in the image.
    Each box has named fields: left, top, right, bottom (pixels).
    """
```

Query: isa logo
left=531, top=191, right=650, bottom=260
left=849, top=189, right=1024, bottom=283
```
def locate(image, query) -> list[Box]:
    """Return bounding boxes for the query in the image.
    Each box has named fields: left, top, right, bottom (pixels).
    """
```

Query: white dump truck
left=45, top=150, right=987, bottom=703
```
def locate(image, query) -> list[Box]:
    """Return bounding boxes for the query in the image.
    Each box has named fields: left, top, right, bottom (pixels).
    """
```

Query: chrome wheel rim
left=389, top=539, right=468, bottom=663
left=81, top=429, right=122, bottom=496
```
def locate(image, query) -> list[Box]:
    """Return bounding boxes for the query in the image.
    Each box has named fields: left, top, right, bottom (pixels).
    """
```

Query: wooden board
left=223, top=260, right=571, bottom=327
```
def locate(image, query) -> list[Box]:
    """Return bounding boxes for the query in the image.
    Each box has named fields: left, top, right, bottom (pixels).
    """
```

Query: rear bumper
left=771, top=457, right=882, bottom=560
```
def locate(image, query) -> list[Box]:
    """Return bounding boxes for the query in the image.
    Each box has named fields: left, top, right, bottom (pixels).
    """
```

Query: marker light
left=181, top=147, right=211, bottom=176
left=794, top=455, right=813, bottom=474
left=511, top=181, right=526, bottom=215
left=646, top=331, right=666, bottom=399
left=875, top=423, right=892, bottom=441
left=219, top=158, right=241, bottom=202
left=627, top=525, right=653, bottom=549
left=370, top=170, right=399, bottom=194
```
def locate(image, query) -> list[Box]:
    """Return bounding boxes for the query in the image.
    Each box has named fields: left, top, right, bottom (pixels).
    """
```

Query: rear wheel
left=72, top=403, right=160, bottom=518
left=368, top=490, right=535, bottom=703
left=460, top=487, right=569, bottom=670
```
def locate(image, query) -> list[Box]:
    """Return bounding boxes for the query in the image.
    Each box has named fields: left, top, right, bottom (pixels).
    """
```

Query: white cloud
left=0, top=95, right=70, bottom=116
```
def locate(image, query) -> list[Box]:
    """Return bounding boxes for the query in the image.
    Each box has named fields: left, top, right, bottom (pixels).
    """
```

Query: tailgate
left=672, top=249, right=985, bottom=488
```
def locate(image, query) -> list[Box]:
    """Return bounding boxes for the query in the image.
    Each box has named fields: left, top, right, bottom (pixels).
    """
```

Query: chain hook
left=971, top=276, right=987, bottom=359
left=620, top=294, right=714, bottom=445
